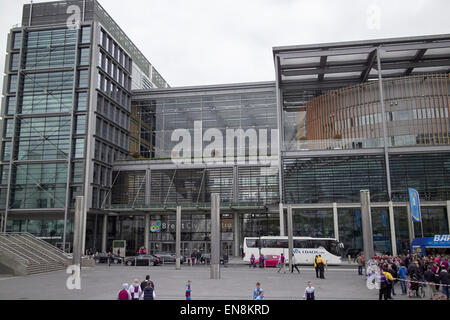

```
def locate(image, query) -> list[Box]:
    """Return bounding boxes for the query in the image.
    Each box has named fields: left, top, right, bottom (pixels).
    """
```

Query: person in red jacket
left=118, top=283, right=131, bottom=300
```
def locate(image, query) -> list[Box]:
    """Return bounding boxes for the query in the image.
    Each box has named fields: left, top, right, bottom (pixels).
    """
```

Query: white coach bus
left=243, top=236, right=344, bottom=265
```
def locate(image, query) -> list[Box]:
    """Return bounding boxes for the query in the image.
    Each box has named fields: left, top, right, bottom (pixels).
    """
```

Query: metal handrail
left=1, top=234, right=47, bottom=265
left=0, top=243, right=28, bottom=267
left=14, top=234, right=63, bottom=265
left=4, top=232, right=67, bottom=254
left=18, top=233, right=70, bottom=264
left=0, top=236, right=39, bottom=265
left=1, top=234, right=58, bottom=266
left=20, top=232, right=69, bottom=256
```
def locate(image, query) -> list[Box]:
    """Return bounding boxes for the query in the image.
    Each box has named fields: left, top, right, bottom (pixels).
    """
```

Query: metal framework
left=274, top=34, right=450, bottom=111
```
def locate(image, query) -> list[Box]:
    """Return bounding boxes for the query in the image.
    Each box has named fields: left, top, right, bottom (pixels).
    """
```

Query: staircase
left=0, top=232, right=71, bottom=276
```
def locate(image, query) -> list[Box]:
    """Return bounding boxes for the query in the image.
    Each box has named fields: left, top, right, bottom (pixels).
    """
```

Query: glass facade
left=390, top=152, right=450, bottom=202
left=292, top=208, right=334, bottom=238
left=338, top=208, right=363, bottom=257
left=413, top=207, right=449, bottom=237
left=283, top=155, right=388, bottom=203
left=131, top=90, right=277, bottom=159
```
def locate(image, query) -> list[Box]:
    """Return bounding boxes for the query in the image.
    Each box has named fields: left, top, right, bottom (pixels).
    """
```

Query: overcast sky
left=0, top=0, right=449, bottom=90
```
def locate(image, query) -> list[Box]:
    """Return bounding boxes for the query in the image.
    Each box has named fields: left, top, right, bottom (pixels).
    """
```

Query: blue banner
left=408, top=188, right=421, bottom=223
left=355, top=210, right=361, bottom=228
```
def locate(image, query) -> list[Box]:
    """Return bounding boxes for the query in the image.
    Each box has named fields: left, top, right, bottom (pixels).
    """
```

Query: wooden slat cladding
left=304, top=73, right=450, bottom=148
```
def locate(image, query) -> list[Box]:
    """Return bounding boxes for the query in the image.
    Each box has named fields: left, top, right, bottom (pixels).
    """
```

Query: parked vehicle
left=153, top=252, right=186, bottom=264
left=94, top=252, right=123, bottom=264
left=124, top=254, right=161, bottom=266
left=200, top=253, right=228, bottom=265
left=255, top=255, right=280, bottom=267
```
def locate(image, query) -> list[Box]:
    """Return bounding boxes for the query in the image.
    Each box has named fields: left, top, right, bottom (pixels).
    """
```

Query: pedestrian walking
left=141, top=275, right=150, bottom=291
left=129, top=279, right=142, bottom=300
left=255, top=290, right=265, bottom=300
left=378, top=272, right=388, bottom=300
left=439, top=267, right=449, bottom=299
left=185, top=280, right=192, bottom=300
left=108, top=251, right=112, bottom=267
left=252, top=282, right=263, bottom=300
left=314, top=255, right=319, bottom=279
left=291, top=253, right=300, bottom=274
left=398, top=262, right=408, bottom=294
left=259, top=254, right=265, bottom=268
left=250, top=254, right=256, bottom=268
left=277, top=253, right=286, bottom=273
left=425, top=266, right=437, bottom=300
left=304, top=281, right=315, bottom=300
left=317, top=255, right=326, bottom=279
left=355, top=254, right=365, bottom=275
left=191, top=252, right=196, bottom=265
left=118, top=283, right=131, bottom=300
left=143, top=281, right=155, bottom=300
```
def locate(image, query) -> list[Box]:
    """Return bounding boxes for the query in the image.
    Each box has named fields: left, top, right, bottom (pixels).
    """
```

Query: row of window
left=99, top=28, right=132, bottom=73
left=97, top=71, right=131, bottom=107
left=99, top=50, right=131, bottom=91
left=97, top=94, right=130, bottom=130
left=94, top=139, right=129, bottom=164
left=95, top=117, right=129, bottom=151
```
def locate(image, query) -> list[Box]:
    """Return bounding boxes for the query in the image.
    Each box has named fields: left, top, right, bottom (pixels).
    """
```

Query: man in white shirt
left=291, top=253, right=300, bottom=274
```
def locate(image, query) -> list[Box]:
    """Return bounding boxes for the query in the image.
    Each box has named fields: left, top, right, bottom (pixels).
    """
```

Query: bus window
left=246, top=239, right=259, bottom=248
left=276, top=240, right=288, bottom=248
left=294, top=240, right=312, bottom=248
left=264, top=239, right=277, bottom=248
left=311, top=240, right=329, bottom=249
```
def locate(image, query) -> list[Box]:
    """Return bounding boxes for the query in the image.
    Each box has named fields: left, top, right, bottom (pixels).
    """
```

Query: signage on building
left=150, top=220, right=161, bottom=233
left=408, top=188, right=422, bottom=222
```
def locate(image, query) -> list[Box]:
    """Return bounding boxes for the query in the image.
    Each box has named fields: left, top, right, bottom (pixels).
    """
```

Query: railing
left=15, top=233, right=69, bottom=265
left=0, top=242, right=29, bottom=267
left=0, top=234, right=48, bottom=265
left=19, top=232, right=70, bottom=260
left=0, top=235, right=39, bottom=265
left=106, top=201, right=266, bottom=210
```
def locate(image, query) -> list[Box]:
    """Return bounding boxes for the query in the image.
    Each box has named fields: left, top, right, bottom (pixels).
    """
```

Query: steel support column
left=73, top=196, right=84, bottom=267
left=101, top=213, right=108, bottom=253
left=144, top=213, right=150, bottom=253
left=287, top=205, right=294, bottom=272
left=175, top=206, right=181, bottom=270
left=233, top=211, right=240, bottom=257
left=360, top=190, right=374, bottom=259
left=279, top=203, right=285, bottom=236
left=376, top=46, right=392, bottom=201
left=210, top=193, right=220, bottom=279
left=333, top=203, right=339, bottom=241
left=388, top=201, right=397, bottom=256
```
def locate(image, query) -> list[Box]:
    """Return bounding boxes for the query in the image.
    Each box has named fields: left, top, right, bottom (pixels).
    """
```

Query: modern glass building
left=0, top=0, right=168, bottom=252
left=1, top=1, right=449, bottom=257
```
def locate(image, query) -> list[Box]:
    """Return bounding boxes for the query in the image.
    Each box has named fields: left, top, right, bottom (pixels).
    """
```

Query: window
left=72, top=162, right=84, bottom=183
left=77, top=92, right=88, bottom=111
left=80, top=26, right=91, bottom=44
left=78, top=70, right=89, bottom=88
left=8, top=74, right=18, bottom=93
left=79, top=48, right=90, bottom=65
left=73, top=139, right=85, bottom=158
left=6, top=96, right=16, bottom=115
left=10, top=53, right=20, bottom=71
left=75, top=115, right=86, bottom=135
left=12, top=32, right=22, bottom=50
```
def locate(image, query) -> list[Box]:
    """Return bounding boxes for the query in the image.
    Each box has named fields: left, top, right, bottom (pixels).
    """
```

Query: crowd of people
left=362, top=252, right=449, bottom=300
left=117, top=275, right=156, bottom=300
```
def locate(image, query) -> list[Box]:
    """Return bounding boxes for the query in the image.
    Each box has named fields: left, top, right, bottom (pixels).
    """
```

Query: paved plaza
left=0, top=264, right=427, bottom=300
